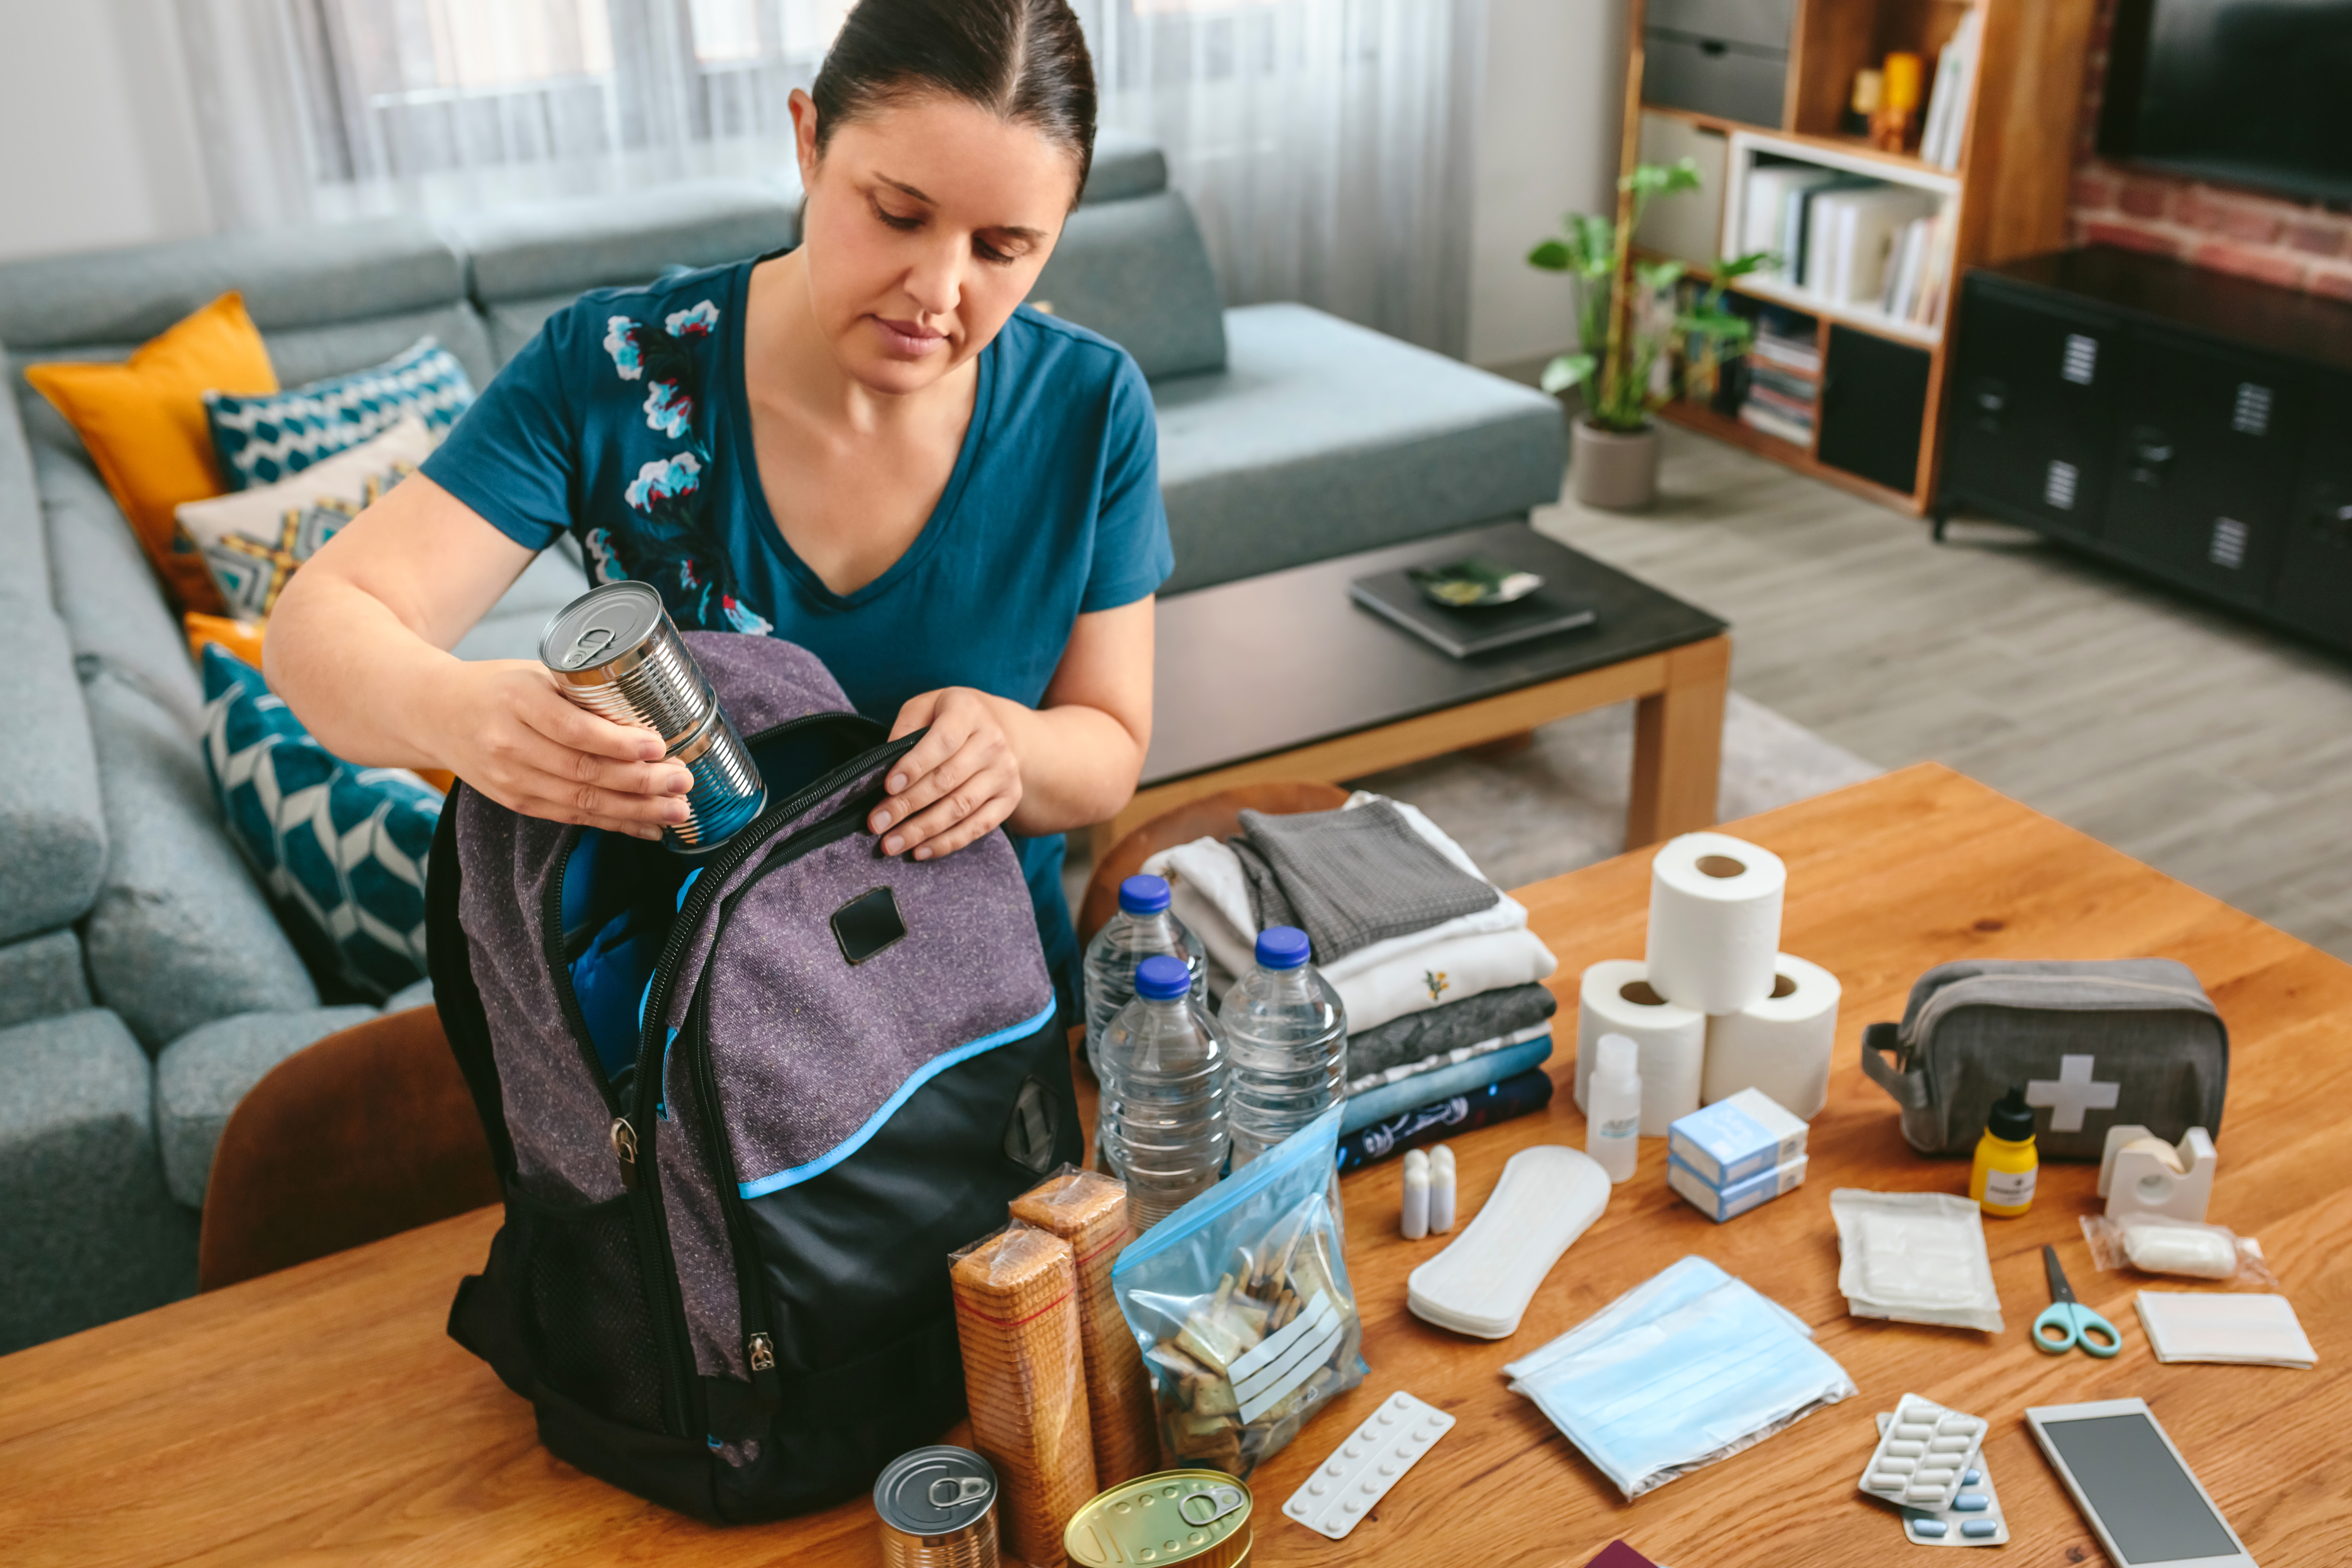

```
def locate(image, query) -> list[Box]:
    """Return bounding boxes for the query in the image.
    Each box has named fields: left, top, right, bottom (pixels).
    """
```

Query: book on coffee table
left=1348, top=568, right=1598, bottom=658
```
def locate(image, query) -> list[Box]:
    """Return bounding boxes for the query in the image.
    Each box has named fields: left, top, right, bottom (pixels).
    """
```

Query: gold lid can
left=1064, top=1470, right=1252, bottom=1568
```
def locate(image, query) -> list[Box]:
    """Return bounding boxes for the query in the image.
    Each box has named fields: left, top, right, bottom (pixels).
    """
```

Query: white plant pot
left=1571, top=417, right=1661, bottom=511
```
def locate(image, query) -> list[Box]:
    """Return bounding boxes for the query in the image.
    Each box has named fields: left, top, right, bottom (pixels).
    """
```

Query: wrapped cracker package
left=1009, top=1167, right=1161, bottom=1486
left=1110, top=1104, right=1365, bottom=1479
left=949, top=1225, right=1098, bottom=1565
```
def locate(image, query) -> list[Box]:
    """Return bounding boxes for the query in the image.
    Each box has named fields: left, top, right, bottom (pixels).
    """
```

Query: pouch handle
left=1861, top=1021, right=1931, bottom=1109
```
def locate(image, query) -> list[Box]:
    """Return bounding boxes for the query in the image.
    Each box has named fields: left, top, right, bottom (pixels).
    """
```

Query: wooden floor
left=1536, top=425, right=2352, bottom=960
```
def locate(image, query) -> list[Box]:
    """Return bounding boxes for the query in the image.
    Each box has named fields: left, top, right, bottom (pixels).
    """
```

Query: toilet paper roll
left=1701, top=953, right=1841, bottom=1119
left=1645, top=832, right=1787, bottom=1016
left=1576, top=959, right=1706, bottom=1134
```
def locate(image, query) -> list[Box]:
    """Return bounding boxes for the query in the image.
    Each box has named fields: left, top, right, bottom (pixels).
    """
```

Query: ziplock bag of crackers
left=1111, top=1103, right=1365, bottom=1477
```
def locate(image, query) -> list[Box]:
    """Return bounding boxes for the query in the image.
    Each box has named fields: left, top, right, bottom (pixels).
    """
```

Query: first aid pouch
left=1861, top=960, right=2227, bottom=1160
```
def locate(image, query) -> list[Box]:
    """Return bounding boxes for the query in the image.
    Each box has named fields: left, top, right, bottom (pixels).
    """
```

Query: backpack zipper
left=634, top=725, right=920, bottom=1413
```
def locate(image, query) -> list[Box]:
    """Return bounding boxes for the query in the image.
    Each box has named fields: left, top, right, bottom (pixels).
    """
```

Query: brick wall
left=2067, top=0, right=2352, bottom=301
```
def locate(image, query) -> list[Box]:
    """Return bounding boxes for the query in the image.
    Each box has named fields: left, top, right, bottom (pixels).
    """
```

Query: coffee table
left=7, top=764, right=2347, bottom=1566
left=1098, top=521, right=1732, bottom=857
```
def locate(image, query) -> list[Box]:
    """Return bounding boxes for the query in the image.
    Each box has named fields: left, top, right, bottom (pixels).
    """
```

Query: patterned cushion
left=176, top=416, right=434, bottom=618
left=203, top=336, right=473, bottom=491
left=198, top=646, right=440, bottom=1000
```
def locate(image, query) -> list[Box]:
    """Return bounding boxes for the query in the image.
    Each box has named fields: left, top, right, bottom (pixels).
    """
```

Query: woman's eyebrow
left=874, top=172, right=1047, bottom=243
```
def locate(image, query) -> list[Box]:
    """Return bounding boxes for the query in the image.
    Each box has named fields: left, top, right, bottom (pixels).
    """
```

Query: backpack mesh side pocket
left=506, top=1186, right=670, bottom=1434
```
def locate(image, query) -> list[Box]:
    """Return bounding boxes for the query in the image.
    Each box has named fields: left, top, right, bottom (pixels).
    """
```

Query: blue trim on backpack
left=736, top=996, right=1060, bottom=1198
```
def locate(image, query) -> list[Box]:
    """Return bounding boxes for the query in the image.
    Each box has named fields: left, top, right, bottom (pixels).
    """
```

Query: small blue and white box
left=1668, top=1152, right=1810, bottom=1221
left=1667, top=1087, right=1809, bottom=1187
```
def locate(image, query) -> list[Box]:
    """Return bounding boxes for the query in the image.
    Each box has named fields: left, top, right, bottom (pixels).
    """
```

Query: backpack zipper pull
left=611, top=1118, right=639, bottom=1191
left=747, top=1332, right=781, bottom=1406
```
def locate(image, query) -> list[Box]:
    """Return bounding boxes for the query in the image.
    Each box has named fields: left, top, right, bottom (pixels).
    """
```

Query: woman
left=268, top=0, right=1166, bottom=1002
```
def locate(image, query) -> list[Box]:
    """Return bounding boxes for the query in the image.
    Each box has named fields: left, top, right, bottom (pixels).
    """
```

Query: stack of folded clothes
left=1144, top=793, right=1560, bottom=1166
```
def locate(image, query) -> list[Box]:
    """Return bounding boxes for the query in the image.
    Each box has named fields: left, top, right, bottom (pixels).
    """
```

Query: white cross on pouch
left=2025, top=1054, right=2121, bottom=1131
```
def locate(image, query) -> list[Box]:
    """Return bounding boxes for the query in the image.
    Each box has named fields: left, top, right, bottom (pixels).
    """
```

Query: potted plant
left=1676, top=250, right=1774, bottom=408
left=1528, top=160, right=1767, bottom=509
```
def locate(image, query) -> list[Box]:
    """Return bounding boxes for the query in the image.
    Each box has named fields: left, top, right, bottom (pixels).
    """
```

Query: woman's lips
left=871, top=316, right=947, bottom=358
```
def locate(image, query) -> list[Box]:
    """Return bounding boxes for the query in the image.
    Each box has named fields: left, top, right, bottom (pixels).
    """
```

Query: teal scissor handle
left=2034, top=1301, right=2122, bottom=1357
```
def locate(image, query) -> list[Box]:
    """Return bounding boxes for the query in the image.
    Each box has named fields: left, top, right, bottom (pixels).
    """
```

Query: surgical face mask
left=1503, top=1255, right=1857, bottom=1499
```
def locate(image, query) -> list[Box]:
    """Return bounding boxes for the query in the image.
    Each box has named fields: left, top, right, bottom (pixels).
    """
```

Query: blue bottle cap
left=1118, top=875, right=1172, bottom=915
left=1135, top=954, right=1192, bottom=1000
left=1255, top=926, right=1311, bottom=971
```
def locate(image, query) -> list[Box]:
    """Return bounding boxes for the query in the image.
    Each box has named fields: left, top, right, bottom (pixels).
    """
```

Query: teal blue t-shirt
left=423, top=257, right=1173, bottom=1002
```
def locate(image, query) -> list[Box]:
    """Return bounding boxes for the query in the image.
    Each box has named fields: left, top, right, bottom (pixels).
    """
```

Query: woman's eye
left=973, top=236, right=1029, bottom=267
left=874, top=203, right=922, bottom=231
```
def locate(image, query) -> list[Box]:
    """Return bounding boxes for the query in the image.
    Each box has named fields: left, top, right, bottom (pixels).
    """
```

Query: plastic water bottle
left=1082, top=875, right=1206, bottom=1076
left=1096, top=955, right=1229, bottom=1229
left=1218, top=926, right=1348, bottom=1168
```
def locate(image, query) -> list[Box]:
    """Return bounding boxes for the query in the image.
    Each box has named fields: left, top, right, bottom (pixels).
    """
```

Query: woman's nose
left=904, top=238, right=962, bottom=322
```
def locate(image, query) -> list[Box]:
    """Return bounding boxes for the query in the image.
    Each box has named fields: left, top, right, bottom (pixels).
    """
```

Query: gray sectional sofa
left=0, top=134, right=1561, bottom=1352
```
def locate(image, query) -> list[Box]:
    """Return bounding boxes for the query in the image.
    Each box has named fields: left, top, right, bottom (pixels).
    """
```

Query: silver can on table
left=538, top=581, right=766, bottom=855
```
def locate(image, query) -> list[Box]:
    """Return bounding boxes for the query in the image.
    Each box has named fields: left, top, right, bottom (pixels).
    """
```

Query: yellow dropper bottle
left=1969, top=1085, right=2038, bottom=1217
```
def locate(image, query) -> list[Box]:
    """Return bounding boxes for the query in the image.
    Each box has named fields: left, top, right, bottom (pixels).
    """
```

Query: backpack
left=425, top=632, right=1083, bottom=1523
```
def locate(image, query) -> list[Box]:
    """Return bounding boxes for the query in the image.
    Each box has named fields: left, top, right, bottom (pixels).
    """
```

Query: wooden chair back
left=197, top=1006, right=500, bottom=1292
left=1078, top=780, right=1349, bottom=947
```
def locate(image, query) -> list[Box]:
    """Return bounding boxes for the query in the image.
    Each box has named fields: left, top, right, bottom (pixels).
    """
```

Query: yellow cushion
left=24, top=293, right=278, bottom=615
left=182, top=611, right=268, bottom=670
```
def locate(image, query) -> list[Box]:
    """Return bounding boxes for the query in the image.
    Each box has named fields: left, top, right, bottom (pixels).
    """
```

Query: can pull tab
left=1178, top=1484, right=1247, bottom=1528
left=929, top=1476, right=991, bottom=1508
left=567, top=625, right=617, bottom=666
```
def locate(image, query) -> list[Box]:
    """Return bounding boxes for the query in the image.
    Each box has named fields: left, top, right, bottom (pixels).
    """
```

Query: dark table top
left=1145, top=521, right=1728, bottom=786
left=1980, top=245, right=2352, bottom=375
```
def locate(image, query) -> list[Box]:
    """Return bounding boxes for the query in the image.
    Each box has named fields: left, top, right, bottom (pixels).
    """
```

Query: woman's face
left=792, top=90, right=1082, bottom=396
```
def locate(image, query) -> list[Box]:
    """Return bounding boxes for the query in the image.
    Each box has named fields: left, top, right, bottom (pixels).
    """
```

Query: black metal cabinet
left=1818, top=326, right=1931, bottom=494
left=2273, top=376, right=2352, bottom=645
left=1941, top=285, right=2120, bottom=541
left=1936, top=247, right=2352, bottom=654
left=2101, top=327, right=2306, bottom=608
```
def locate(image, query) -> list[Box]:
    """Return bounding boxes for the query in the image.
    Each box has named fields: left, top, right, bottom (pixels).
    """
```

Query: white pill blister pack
left=1281, top=1390, right=1455, bottom=1540
left=1873, top=1410, right=2010, bottom=1546
left=1858, top=1393, right=1988, bottom=1513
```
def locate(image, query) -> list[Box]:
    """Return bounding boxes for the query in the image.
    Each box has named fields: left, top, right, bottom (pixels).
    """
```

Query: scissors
left=2033, top=1244, right=2120, bottom=1357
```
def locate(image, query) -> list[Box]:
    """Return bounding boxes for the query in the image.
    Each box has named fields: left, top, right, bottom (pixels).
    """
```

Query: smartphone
left=2025, top=1399, right=2257, bottom=1567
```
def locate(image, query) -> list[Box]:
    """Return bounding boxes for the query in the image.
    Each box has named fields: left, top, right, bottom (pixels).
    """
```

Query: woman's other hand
left=872, top=686, right=1022, bottom=859
left=437, top=660, right=697, bottom=841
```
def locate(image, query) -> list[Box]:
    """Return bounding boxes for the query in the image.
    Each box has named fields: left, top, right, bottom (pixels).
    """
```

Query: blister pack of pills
left=1873, top=1410, right=2009, bottom=1546
left=1858, top=1393, right=1987, bottom=1513
left=1281, top=1390, right=1454, bottom=1539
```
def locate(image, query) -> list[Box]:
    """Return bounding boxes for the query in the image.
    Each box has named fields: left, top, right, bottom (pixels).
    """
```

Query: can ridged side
left=666, top=706, right=765, bottom=852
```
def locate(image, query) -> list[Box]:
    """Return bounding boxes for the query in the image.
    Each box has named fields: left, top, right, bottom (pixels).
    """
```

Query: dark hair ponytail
left=811, top=0, right=1098, bottom=196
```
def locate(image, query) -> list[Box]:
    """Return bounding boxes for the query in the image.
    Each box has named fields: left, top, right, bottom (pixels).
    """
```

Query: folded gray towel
left=1237, top=800, right=1499, bottom=963
left=1228, top=835, right=1299, bottom=936
left=1346, top=982, right=1559, bottom=1080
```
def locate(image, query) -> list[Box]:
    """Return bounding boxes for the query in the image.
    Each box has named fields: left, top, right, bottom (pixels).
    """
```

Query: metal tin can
left=875, top=1445, right=1001, bottom=1568
left=538, top=581, right=766, bottom=855
left=1064, top=1471, right=1252, bottom=1568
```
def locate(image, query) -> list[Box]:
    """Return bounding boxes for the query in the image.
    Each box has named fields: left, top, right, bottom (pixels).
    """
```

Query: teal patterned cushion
left=198, top=646, right=440, bottom=999
left=203, top=336, right=474, bottom=491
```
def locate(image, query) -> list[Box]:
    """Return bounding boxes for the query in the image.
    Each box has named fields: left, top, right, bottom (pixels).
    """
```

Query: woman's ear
left=788, top=89, right=821, bottom=187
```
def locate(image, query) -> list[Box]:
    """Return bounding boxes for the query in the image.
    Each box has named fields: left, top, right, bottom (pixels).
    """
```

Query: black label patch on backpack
left=830, top=886, right=906, bottom=966
left=1002, top=1075, right=1061, bottom=1174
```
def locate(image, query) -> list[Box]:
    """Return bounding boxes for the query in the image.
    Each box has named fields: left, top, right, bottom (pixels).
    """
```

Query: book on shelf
left=1803, top=185, right=1940, bottom=307
left=1739, top=403, right=1814, bottom=446
left=1880, top=216, right=1933, bottom=320
left=1918, top=8, right=1982, bottom=171
left=1746, top=384, right=1819, bottom=423
left=1747, top=364, right=1820, bottom=405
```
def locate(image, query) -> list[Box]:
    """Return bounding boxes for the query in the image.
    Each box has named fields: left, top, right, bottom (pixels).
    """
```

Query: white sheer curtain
left=178, top=0, right=1478, bottom=350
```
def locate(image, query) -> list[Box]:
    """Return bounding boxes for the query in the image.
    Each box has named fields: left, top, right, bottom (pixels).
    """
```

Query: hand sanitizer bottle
left=1585, top=1033, right=1642, bottom=1183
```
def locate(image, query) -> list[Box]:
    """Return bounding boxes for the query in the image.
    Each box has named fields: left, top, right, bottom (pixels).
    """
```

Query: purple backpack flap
left=426, top=633, right=1080, bottom=1524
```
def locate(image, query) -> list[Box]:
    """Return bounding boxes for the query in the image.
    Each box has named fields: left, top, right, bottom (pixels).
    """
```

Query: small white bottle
left=1586, top=1033, right=1642, bottom=1184
left=1428, top=1144, right=1458, bottom=1234
left=1401, top=1149, right=1431, bottom=1239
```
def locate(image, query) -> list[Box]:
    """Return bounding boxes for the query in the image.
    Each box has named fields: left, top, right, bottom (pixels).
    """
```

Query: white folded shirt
left=1145, top=792, right=1558, bottom=1034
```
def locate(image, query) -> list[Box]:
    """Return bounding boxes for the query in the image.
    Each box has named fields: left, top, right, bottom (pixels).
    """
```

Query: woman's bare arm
left=872, top=597, right=1153, bottom=859
left=266, top=473, right=695, bottom=839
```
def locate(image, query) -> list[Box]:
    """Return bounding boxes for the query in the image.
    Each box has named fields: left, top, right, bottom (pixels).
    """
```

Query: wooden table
left=7, top=764, right=2348, bottom=1567
left=1098, top=521, right=1731, bottom=858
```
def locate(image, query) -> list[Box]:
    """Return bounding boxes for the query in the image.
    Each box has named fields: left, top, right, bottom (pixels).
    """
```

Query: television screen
left=2098, top=0, right=2352, bottom=207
